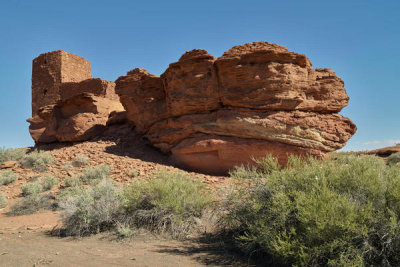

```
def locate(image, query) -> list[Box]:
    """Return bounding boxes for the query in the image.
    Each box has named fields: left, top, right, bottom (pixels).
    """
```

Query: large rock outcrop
left=28, top=51, right=124, bottom=143
left=116, top=42, right=356, bottom=174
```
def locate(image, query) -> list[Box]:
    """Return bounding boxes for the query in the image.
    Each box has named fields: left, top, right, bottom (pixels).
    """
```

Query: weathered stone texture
left=32, top=50, right=91, bottom=116
left=29, top=51, right=123, bottom=143
left=116, top=41, right=357, bottom=174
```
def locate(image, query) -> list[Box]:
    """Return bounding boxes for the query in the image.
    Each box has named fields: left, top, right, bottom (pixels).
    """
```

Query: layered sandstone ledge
left=28, top=42, right=357, bottom=174
left=115, top=42, right=356, bottom=174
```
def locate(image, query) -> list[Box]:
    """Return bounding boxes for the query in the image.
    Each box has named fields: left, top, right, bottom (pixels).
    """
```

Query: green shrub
left=0, top=193, right=7, bottom=208
left=387, top=152, right=400, bottom=166
left=19, top=150, right=54, bottom=172
left=64, top=177, right=83, bottom=188
left=0, top=170, right=18, bottom=185
left=40, top=175, right=59, bottom=191
left=72, top=154, right=89, bottom=167
left=223, top=154, right=400, bottom=266
left=59, top=178, right=122, bottom=236
left=0, top=147, right=26, bottom=164
left=122, top=170, right=212, bottom=237
left=80, top=164, right=111, bottom=184
left=21, top=182, right=43, bottom=196
left=9, top=193, right=56, bottom=215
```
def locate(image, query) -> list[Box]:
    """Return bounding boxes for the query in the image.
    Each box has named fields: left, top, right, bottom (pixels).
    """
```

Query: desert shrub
left=387, top=152, right=400, bottom=166
left=63, top=161, right=73, bottom=171
left=0, top=147, right=26, bottom=164
left=59, top=178, right=122, bottom=236
left=40, top=175, right=59, bottom=191
left=64, top=177, right=83, bottom=188
left=19, top=150, right=54, bottom=172
left=72, top=154, right=89, bottom=167
left=0, top=193, right=7, bottom=208
left=21, top=182, right=43, bottom=196
left=80, top=164, right=111, bottom=184
left=223, top=154, right=400, bottom=266
left=116, top=223, right=133, bottom=238
left=9, top=193, right=56, bottom=215
left=0, top=170, right=18, bottom=185
left=122, top=170, right=212, bottom=237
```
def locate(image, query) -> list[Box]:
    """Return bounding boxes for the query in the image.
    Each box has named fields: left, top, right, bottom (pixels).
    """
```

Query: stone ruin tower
left=28, top=51, right=124, bottom=143
left=31, top=50, right=92, bottom=116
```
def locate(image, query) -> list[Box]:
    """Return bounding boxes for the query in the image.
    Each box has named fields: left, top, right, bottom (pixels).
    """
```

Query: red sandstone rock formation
left=115, top=42, right=357, bottom=174
left=28, top=51, right=124, bottom=143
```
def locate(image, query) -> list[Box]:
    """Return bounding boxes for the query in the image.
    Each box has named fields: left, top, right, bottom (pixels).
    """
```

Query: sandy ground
left=0, top=130, right=249, bottom=267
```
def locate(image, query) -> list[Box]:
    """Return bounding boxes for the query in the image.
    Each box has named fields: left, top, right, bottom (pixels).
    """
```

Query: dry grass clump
left=72, top=154, right=89, bottom=167
left=0, top=147, right=26, bottom=164
left=19, top=150, right=54, bottom=172
left=0, top=170, right=18, bottom=185
left=80, top=164, right=111, bottom=184
left=387, top=152, right=400, bottom=166
left=0, top=193, right=7, bottom=208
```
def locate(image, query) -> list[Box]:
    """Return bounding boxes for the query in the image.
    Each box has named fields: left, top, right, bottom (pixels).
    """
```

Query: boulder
left=115, top=41, right=357, bottom=174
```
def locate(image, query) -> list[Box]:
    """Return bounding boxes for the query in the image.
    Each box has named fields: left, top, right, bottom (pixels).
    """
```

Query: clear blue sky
left=0, top=0, right=399, bottom=151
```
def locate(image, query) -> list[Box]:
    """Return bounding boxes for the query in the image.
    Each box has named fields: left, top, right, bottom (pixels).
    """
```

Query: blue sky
left=0, top=0, right=399, bottom=150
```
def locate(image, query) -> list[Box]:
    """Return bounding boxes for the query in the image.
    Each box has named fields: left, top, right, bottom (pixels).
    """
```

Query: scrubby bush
left=387, top=152, right=400, bottom=166
left=9, top=193, right=56, bottom=215
left=41, top=175, right=59, bottom=191
left=72, top=154, right=89, bottom=167
left=21, top=182, right=43, bottom=196
left=20, top=150, right=54, bottom=172
left=64, top=177, right=83, bottom=188
left=0, top=193, right=7, bottom=208
left=0, top=170, right=17, bottom=185
left=122, top=170, right=212, bottom=237
left=223, top=154, right=400, bottom=266
left=0, top=147, right=26, bottom=164
left=80, top=164, right=111, bottom=184
left=59, top=178, right=122, bottom=236
left=58, top=170, right=212, bottom=238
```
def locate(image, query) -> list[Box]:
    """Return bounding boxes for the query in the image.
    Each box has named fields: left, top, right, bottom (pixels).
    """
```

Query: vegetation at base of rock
left=0, top=147, right=26, bottom=164
left=223, top=154, right=400, bottom=266
left=72, top=154, right=89, bottom=167
left=9, top=193, right=56, bottom=215
left=58, top=170, right=212, bottom=238
left=41, top=175, right=59, bottom=191
left=21, top=181, right=43, bottom=196
left=80, top=164, right=111, bottom=184
left=64, top=177, right=83, bottom=188
left=19, top=150, right=54, bottom=172
left=0, top=170, right=18, bottom=185
left=0, top=193, right=7, bottom=208
left=387, top=152, right=400, bottom=165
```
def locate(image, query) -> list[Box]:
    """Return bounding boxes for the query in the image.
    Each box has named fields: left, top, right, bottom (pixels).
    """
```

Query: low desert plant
left=21, top=182, right=43, bottom=196
left=116, top=223, right=134, bottom=238
left=122, top=170, right=212, bottom=237
left=63, top=161, right=73, bottom=171
left=19, top=150, right=54, bottom=172
left=222, top=154, right=400, bottom=266
left=72, top=154, right=89, bottom=167
left=387, top=152, right=400, bottom=165
left=0, top=170, right=17, bottom=185
left=9, top=193, right=56, bottom=215
left=0, top=193, right=7, bottom=208
left=40, top=175, right=59, bottom=191
left=80, top=164, right=111, bottom=184
left=59, top=178, right=122, bottom=236
left=64, top=177, right=83, bottom=188
left=0, top=147, right=26, bottom=164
